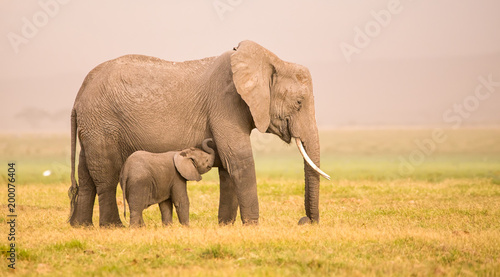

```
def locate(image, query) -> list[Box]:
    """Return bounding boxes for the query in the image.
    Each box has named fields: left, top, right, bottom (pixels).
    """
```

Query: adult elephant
left=68, top=40, right=329, bottom=227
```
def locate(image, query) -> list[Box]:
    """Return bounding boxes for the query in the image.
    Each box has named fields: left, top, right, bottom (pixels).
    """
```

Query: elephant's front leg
left=171, top=180, right=190, bottom=226
left=217, top=137, right=259, bottom=225
left=218, top=168, right=239, bottom=225
left=159, top=199, right=173, bottom=226
left=232, top=156, right=259, bottom=224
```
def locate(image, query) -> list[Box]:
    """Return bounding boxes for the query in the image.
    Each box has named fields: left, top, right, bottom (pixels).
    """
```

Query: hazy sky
left=1, top=1, right=500, bottom=131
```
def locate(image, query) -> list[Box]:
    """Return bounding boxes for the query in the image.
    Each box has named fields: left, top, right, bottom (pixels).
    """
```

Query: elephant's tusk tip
left=294, top=138, right=331, bottom=181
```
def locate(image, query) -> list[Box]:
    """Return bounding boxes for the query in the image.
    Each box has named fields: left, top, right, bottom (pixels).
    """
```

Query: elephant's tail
left=67, top=108, right=78, bottom=222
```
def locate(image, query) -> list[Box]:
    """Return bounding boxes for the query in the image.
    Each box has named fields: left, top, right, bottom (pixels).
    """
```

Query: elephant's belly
left=122, top=125, right=213, bottom=156
left=147, top=178, right=172, bottom=207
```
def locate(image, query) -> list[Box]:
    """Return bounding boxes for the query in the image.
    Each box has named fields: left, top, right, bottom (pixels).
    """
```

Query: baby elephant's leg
left=127, top=179, right=148, bottom=227
left=174, top=201, right=190, bottom=226
left=159, top=199, right=173, bottom=226
left=172, top=180, right=190, bottom=226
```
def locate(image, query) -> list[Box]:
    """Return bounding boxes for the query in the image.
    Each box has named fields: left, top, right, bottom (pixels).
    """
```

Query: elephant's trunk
left=295, top=128, right=323, bottom=224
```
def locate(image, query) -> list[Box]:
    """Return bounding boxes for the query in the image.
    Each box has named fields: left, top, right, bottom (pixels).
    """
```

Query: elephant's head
left=231, top=40, right=330, bottom=224
left=174, top=138, right=215, bottom=181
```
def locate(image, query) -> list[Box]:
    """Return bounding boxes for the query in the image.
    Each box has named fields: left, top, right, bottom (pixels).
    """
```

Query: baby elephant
left=120, top=138, right=215, bottom=227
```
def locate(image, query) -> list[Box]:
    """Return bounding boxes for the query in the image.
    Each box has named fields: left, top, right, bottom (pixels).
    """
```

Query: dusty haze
left=1, top=0, right=499, bottom=132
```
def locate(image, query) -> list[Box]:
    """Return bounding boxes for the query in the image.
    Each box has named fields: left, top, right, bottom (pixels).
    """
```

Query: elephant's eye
left=296, top=99, right=303, bottom=111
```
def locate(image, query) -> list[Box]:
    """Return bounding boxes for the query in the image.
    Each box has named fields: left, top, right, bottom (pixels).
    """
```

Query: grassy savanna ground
left=1, top=128, right=500, bottom=276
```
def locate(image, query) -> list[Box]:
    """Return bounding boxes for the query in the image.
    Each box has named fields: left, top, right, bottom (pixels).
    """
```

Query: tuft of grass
left=48, top=239, right=85, bottom=251
left=199, top=244, right=236, bottom=260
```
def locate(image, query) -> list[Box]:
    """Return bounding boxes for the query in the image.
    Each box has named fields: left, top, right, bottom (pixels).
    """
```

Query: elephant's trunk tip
left=202, top=138, right=215, bottom=154
left=294, top=138, right=330, bottom=180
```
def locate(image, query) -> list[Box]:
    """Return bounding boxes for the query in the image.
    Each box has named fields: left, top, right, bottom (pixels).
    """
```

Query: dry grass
left=0, top=128, right=499, bottom=276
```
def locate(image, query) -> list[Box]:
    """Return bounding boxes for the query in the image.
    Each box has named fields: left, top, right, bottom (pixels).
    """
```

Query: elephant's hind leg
left=86, top=143, right=124, bottom=228
left=129, top=209, right=145, bottom=227
left=70, top=149, right=96, bottom=227
left=96, top=175, right=123, bottom=227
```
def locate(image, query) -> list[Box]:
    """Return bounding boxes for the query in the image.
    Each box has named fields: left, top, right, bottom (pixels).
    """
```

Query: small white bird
left=43, top=170, right=51, bottom=177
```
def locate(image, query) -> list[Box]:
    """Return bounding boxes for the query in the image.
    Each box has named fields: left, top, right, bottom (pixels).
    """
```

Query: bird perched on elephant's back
left=68, top=40, right=329, bottom=228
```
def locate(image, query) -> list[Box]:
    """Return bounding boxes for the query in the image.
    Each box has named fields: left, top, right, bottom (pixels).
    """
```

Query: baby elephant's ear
left=174, top=151, right=202, bottom=181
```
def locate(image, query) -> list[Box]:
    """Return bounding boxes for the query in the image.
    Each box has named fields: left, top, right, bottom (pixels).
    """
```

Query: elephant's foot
left=129, top=211, right=145, bottom=227
left=99, top=221, right=125, bottom=228
left=69, top=202, right=94, bottom=227
left=241, top=219, right=259, bottom=226
left=99, top=215, right=124, bottom=228
left=218, top=218, right=236, bottom=226
left=129, top=220, right=145, bottom=228
left=69, top=219, right=94, bottom=228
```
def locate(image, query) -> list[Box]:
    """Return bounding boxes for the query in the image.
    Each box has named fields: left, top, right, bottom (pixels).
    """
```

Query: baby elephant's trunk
left=200, top=138, right=216, bottom=174
left=202, top=138, right=215, bottom=155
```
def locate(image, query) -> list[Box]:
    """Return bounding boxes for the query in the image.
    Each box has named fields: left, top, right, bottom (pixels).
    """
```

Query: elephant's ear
left=231, top=40, right=275, bottom=133
left=174, top=151, right=202, bottom=182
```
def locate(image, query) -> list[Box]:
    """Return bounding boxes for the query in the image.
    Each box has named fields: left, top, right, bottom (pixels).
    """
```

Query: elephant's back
left=72, top=55, right=195, bottom=137
left=112, top=54, right=217, bottom=72
left=73, top=54, right=217, bottom=106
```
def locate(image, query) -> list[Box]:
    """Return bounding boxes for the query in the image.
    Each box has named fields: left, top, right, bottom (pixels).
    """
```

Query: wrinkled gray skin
left=120, top=138, right=215, bottom=227
left=69, top=40, right=322, bottom=227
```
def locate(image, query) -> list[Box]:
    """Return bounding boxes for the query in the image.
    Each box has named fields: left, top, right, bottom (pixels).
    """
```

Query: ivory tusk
left=295, top=137, right=331, bottom=180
